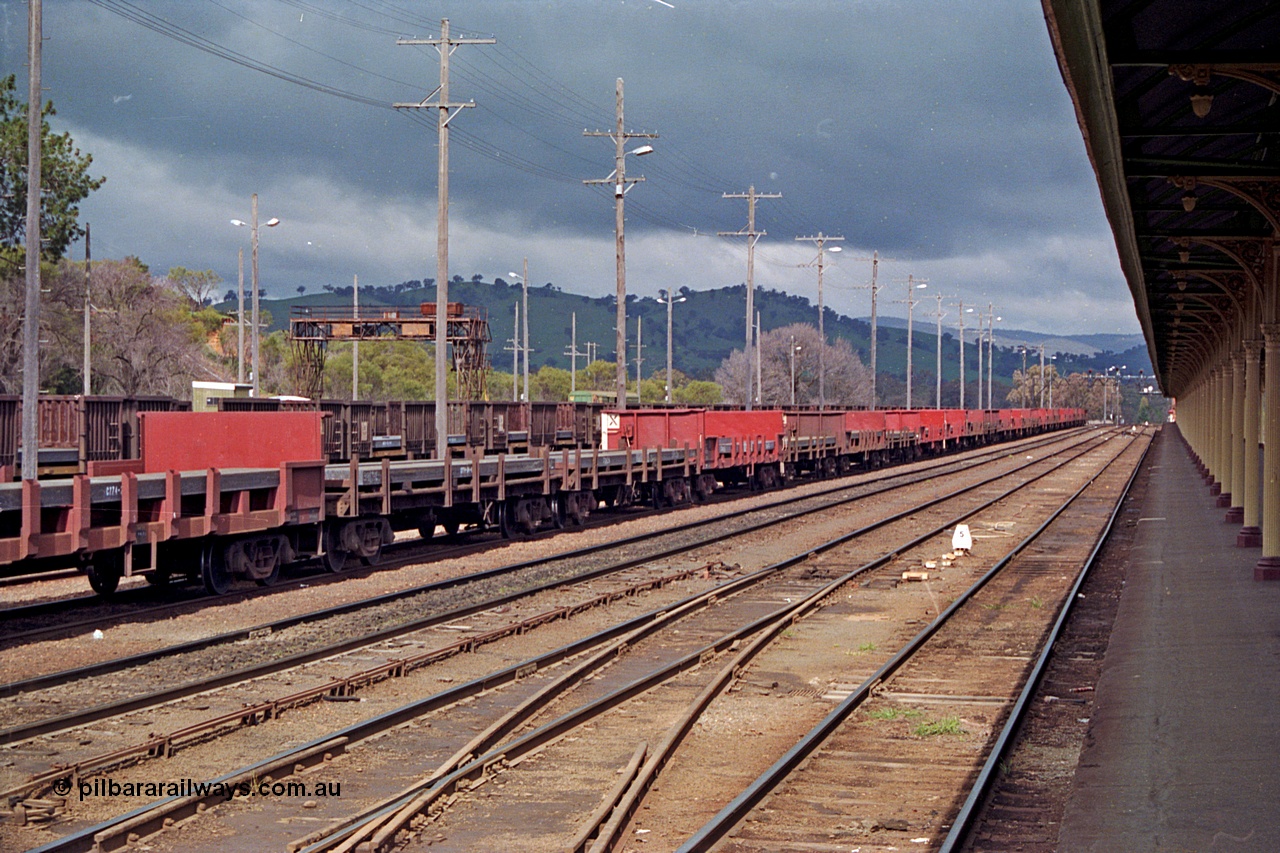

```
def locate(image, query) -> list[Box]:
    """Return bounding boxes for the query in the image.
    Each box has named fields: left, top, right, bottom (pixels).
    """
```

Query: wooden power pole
left=395, top=19, right=493, bottom=457
left=584, top=79, right=657, bottom=411
left=720, top=186, right=780, bottom=410
left=796, top=233, right=844, bottom=409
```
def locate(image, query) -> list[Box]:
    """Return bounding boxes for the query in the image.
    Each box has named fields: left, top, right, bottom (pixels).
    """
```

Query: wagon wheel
left=255, top=542, right=282, bottom=587
left=321, top=523, right=349, bottom=573
left=692, top=476, right=711, bottom=504
left=441, top=515, right=461, bottom=537
left=517, top=499, right=540, bottom=537
left=200, top=541, right=232, bottom=596
left=498, top=501, right=519, bottom=540
left=86, top=550, right=124, bottom=596
left=417, top=509, right=437, bottom=542
left=563, top=492, right=589, bottom=526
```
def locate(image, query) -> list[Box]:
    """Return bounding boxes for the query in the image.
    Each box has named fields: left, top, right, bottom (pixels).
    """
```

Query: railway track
left=674, top=429, right=1150, bottom=853
left=1, top=428, right=1107, bottom=744
left=0, top=429, right=1097, bottom=709
left=0, top=426, right=1087, bottom=646
left=0, top=427, right=1133, bottom=852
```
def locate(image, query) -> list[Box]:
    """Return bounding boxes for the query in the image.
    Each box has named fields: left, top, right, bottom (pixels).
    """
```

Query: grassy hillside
left=228, top=277, right=1150, bottom=399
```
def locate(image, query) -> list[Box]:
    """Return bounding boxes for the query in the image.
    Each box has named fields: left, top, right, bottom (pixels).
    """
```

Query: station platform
left=1056, top=425, right=1280, bottom=851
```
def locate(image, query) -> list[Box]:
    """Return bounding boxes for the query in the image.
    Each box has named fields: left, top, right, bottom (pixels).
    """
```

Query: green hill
left=221, top=276, right=1149, bottom=400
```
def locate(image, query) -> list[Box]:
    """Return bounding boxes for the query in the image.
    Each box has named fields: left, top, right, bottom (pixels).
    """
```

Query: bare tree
left=716, top=323, right=872, bottom=407
left=90, top=259, right=211, bottom=395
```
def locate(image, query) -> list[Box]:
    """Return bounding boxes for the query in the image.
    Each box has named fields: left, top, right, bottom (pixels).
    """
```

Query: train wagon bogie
left=497, top=496, right=552, bottom=539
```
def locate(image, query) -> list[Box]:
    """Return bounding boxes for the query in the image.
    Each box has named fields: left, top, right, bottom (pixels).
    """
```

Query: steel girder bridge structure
left=288, top=303, right=491, bottom=400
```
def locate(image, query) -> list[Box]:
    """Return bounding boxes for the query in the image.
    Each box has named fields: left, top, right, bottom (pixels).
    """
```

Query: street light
left=931, top=292, right=951, bottom=409
left=508, top=261, right=531, bottom=402
left=1037, top=343, right=1046, bottom=407
left=1019, top=346, right=1028, bottom=407
left=957, top=305, right=974, bottom=409
left=658, top=289, right=686, bottom=404
left=789, top=336, right=803, bottom=406
left=897, top=276, right=927, bottom=409
left=986, top=311, right=1002, bottom=409
left=230, top=193, right=280, bottom=397
left=1048, top=354, right=1057, bottom=407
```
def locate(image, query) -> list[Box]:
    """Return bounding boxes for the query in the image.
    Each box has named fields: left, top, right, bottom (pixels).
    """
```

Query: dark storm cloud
left=0, top=0, right=1138, bottom=334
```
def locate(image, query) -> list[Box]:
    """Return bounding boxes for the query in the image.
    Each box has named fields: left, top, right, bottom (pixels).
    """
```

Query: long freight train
left=0, top=401, right=1086, bottom=595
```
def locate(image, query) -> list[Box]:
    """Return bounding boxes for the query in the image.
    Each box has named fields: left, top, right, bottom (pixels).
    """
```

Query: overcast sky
left=1, top=0, right=1138, bottom=335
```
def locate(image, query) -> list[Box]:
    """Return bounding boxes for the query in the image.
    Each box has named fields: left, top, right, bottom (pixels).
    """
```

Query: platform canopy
left=1043, top=1, right=1280, bottom=397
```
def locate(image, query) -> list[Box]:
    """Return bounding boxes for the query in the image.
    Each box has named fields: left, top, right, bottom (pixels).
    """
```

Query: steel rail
left=0, top=566, right=714, bottom=805
left=301, top=433, right=1127, bottom=853
left=936, top=429, right=1153, bottom=852
left=1, top=427, right=1102, bottom=734
left=28, top=549, right=848, bottom=853
left=23, top=429, right=1112, bottom=853
left=675, top=432, right=1143, bottom=852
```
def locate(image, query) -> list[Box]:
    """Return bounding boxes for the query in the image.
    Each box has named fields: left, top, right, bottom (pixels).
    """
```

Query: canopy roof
left=1043, top=0, right=1279, bottom=396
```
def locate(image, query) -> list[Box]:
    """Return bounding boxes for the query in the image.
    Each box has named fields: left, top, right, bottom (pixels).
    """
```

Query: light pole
left=658, top=290, right=686, bottom=404
left=987, top=309, right=1001, bottom=410
left=584, top=79, right=656, bottom=410
left=1048, top=354, right=1057, bottom=408
left=1019, top=346, right=1028, bottom=407
left=507, top=262, right=531, bottom=402
left=1038, top=344, right=1045, bottom=407
left=230, top=194, right=279, bottom=397
left=789, top=337, right=802, bottom=406
left=1101, top=368, right=1109, bottom=423
left=932, top=293, right=950, bottom=409
left=896, top=276, right=927, bottom=408
left=956, top=304, right=973, bottom=409
left=975, top=307, right=984, bottom=409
